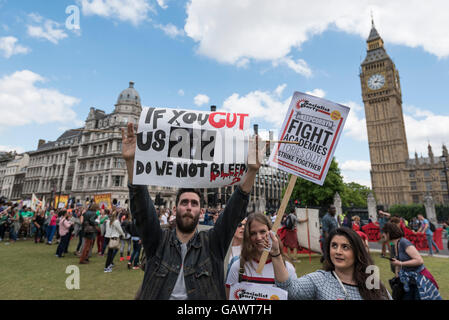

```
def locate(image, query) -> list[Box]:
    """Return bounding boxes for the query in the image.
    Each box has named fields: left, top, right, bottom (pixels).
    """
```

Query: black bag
left=389, top=276, right=405, bottom=300
left=429, top=221, right=436, bottom=232
left=284, top=214, right=295, bottom=230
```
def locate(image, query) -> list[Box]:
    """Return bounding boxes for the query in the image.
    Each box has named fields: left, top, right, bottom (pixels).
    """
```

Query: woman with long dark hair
left=104, top=211, right=125, bottom=272
left=270, top=227, right=390, bottom=300
left=225, top=213, right=297, bottom=299
left=382, top=222, right=441, bottom=300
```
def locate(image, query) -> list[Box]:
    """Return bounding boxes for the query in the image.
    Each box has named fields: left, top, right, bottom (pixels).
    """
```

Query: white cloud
left=155, top=23, right=185, bottom=38
left=273, top=57, right=312, bottom=77
left=184, top=0, right=449, bottom=70
left=340, top=101, right=449, bottom=156
left=193, top=93, right=210, bottom=106
left=342, top=101, right=367, bottom=142
left=0, top=70, right=81, bottom=127
left=341, top=172, right=372, bottom=188
left=403, top=106, right=449, bottom=156
left=341, top=160, right=371, bottom=172
left=178, top=89, right=185, bottom=96
left=274, top=84, right=287, bottom=97
left=27, top=15, right=68, bottom=44
left=79, top=0, right=154, bottom=26
left=156, top=0, right=168, bottom=9
left=305, top=88, right=326, bottom=98
left=0, top=37, right=30, bottom=58
left=222, top=86, right=290, bottom=128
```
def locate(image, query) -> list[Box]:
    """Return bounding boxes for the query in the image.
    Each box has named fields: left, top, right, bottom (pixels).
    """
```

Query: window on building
left=107, top=159, right=111, bottom=169
left=104, top=176, right=108, bottom=188
left=113, top=176, right=123, bottom=187
left=412, top=195, right=420, bottom=204
left=78, top=176, right=84, bottom=189
left=409, top=171, right=416, bottom=178
left=87, top=177, right=92, bottom=189
left=410, top=181, right=417, bottom=190
left=424, top=170, right=431, bottom=178
left=426, top=182, right=432, bottom=191
left=444, top=194, right=449, bottom=204
left=441, top=182, right=448, bottom=191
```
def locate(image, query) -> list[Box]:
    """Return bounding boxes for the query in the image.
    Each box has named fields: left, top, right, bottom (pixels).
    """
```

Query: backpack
left=429, top=221, right=436, bottom=232
left=284, top=214, right=295, bottom=230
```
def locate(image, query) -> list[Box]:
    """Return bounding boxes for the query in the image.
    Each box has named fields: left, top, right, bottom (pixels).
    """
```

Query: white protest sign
left=268, top=92, right=350, bottom=185
left=296, top=207, right=321, bottom=253
left=229, top=282, right=288, bottom=300
left=133, top=107, right=251, bottom=188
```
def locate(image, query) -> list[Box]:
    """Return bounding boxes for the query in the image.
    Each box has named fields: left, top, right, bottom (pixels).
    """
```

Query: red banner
left=361, top=223, right=443, bottom=251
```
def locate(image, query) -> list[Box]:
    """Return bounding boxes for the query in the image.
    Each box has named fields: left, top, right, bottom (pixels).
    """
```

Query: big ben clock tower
left=360, top=20, right=409, bottom=207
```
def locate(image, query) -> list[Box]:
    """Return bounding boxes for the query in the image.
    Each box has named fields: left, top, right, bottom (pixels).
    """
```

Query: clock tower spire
left=360, top=20, right=409, bottom=207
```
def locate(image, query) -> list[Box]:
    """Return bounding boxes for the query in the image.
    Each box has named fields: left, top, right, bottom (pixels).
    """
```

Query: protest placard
left=94, top=193, right=112, bottom=209
left=133, top=107, right=251, bottom=188
left=54, top=195, right=68, bottom=209
left=269, top=92, right=349, bottom=185
left=256, top=92, right=350, bottom=273
left=229, top=282, right=288, bottom=300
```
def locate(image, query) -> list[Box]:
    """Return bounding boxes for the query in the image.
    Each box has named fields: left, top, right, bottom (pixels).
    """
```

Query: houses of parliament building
left=361, top=20, right=449, bottom=208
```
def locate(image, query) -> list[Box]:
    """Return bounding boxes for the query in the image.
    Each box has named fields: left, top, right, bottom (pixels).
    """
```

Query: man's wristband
left=271, top=252, right=281, bottom=258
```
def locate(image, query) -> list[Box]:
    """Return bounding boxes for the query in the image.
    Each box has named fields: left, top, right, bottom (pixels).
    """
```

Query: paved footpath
left=369, top=238, right=449, bottom=258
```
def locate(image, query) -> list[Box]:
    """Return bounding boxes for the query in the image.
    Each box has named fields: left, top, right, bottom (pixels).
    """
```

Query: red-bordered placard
left=268, top=92, right=349, bottom=185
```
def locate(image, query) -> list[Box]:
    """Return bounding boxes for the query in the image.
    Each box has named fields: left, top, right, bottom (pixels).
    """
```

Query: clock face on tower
left=367, top=73, right=385, bottom=90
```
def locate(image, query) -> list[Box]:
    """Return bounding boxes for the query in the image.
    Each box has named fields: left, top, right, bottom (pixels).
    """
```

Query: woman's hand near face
left=264, top=231, right=280, bottom=257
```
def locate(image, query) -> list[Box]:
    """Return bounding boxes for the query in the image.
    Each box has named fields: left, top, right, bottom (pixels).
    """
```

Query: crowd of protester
left=1, top=193, right=447, bottom=300
left=0, top=198, right=145, bottom=273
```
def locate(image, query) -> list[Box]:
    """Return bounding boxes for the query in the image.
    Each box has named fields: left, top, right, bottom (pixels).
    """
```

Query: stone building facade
left=360, top=21, right=449, bottom=207
left=4, top=82, right=289, bottom=210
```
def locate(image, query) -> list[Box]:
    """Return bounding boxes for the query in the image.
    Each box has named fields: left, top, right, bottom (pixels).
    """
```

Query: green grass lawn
left=0, top=238, right=447, bottom=299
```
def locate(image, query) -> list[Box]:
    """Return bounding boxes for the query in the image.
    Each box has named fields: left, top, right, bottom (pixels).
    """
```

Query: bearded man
left=122, top=123, right=262, bottom=300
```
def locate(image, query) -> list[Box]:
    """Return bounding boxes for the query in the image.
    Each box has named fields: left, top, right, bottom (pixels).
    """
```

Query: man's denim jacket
left=128, top=183, right=249, bottom=300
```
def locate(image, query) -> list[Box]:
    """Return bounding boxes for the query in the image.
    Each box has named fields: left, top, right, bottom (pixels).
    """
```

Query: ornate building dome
left=117, top=81, right=141, bottom=106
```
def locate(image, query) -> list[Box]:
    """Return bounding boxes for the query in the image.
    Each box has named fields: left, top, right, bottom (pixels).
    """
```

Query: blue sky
left=1, top=0, right=449, bottom=188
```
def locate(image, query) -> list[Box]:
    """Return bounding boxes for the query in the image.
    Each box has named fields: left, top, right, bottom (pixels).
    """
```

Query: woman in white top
left=104, top=211, right=125, bottom=273
left=225, top=213, right=297, bottom=299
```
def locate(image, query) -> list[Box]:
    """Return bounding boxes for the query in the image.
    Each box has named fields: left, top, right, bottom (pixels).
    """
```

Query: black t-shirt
left=34, top=215, right=45, bottom=227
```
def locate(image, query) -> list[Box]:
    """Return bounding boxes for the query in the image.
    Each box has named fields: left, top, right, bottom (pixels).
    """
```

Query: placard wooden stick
left=256, top=174, right=297, bottom=274
left=306, top=207, right=312, bottom=263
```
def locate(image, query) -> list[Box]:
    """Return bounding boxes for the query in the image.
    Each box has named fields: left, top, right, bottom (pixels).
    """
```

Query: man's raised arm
left=122, top=122, right=161, bottom=258
left=209, top=135, right=264, bottom=259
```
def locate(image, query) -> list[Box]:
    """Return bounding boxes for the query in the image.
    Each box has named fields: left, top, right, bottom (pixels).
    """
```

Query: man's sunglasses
left=238, top=223, right=246, bottom=228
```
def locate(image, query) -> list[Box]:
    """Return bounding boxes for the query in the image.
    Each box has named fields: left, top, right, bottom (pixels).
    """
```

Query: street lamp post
left=441, top=156, right=449, bottom=203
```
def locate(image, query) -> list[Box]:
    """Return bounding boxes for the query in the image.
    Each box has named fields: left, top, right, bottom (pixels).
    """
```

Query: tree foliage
left=340, top=182, right=372, bottom=208
left=288, top=158, right=345, bottom=208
